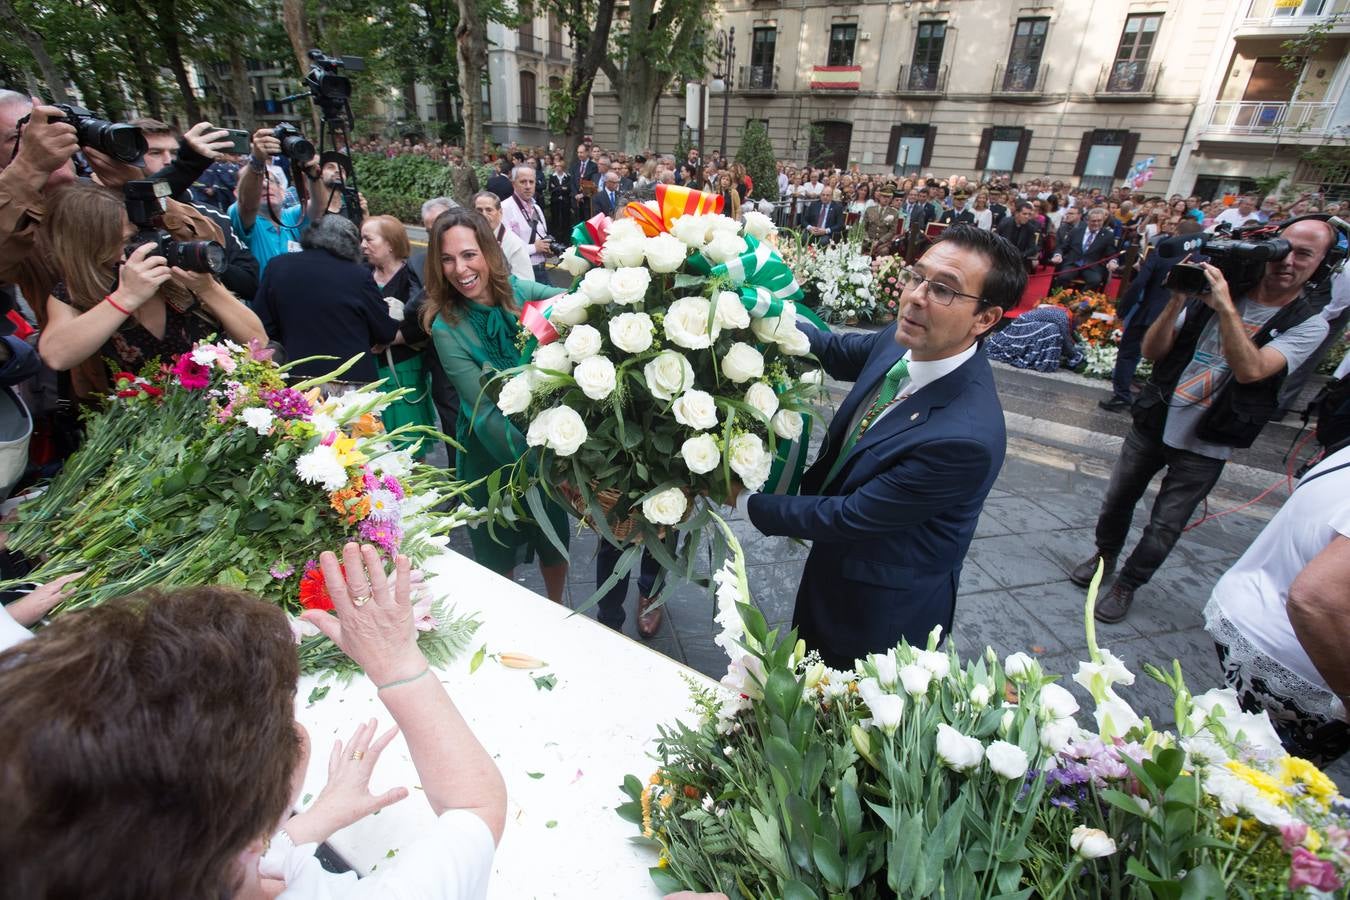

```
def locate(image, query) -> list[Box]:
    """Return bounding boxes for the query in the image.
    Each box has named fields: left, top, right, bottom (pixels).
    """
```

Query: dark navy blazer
left=746, top=323, right=1006, bottom=667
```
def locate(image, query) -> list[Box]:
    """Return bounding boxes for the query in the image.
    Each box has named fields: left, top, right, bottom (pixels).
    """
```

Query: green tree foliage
left=735, top=119, right=776, bottom=202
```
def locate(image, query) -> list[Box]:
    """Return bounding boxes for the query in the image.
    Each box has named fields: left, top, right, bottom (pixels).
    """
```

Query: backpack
left=1311, top=371, right=1350, bottom=456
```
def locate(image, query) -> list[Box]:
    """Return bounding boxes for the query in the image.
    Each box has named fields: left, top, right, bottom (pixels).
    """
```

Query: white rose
left=800, top=369, right=824, bottom=385
left=564, top=324, right=603, bottom=362
left=871, top=651, right=898, bottom=688
left=672, top=389, right=719, bottom=431
left=579, top=267, right=613, bottom=304
left=770, top=409, right=803, bottom=441
left=751, top=308, right=797, bottom=343
left=608, top=312, right=655, bottom=354
left=496, top=375, right=534, bottom=414
left=899, top=663, right=932, bottom=698
left=712, top=291, right=750, bottom=331
left=1037, top=683, right=1080, bottom=721
left=606, top=217, right=646, bottom=243
left=703, top=231, right=748, bottom=264
left=935, top=724, right=985, bottom=773
left=706, top=214, right=741, bottom=236
left=543, top=405, right=588, bottom=456
left=1070, top=826, right=1117, bottom=860
left=867, top=693, right=905, bottom=734
left=608, top=267, right=652, bottom=306
left=601, top=235, right=646, bottom=268
left=643, top=351, right=696, bottom=401
left=741, top=209, right=776, bottom=240
left=573, top=356, right=617, bottom=400
left=525, top=408, right=552, bottom=447
left=744, top=382, right=779, bottom=421
left=532, top=342, right=573, bottom=376
left=1003, top=652, right=1037, bottom=681
left=916, top=649, right=951, bottom=680
left=720, top=342, right=764, bottom=384
left=680, top=433, right=721, bottom=474
left=1040, top=718, right=1077, bottom=753
left=558, top=245, right=592, bottom=277
left=969, top=683, right=992, bottom=709
left=670, top=214, right=710, bottom=250
left=664, top=297, right=714, bottom=350
left=727, top=433, right=771, bottom=491
left=550, top=292, right=589, bottom=326
left=642, top=487, right=688, bottom=526
left=778, top=328, right=811, bottom=356
left=984, top=740, right=1029, bottom=780
left=645, top=233, right=688, bottom=273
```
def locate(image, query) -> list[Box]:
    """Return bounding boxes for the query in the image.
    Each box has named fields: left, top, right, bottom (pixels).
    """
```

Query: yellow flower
left=331, top=435, right=367, bottom=468
left=1279, top=756, right=1338, bottom=808
left=1225, top=761, right=1286, bottom=806
left=657, top=854, right=670, bottom=869
left=659, top=792, right=675, bottom=810
left=1306, top=828, right=1324, bottom=853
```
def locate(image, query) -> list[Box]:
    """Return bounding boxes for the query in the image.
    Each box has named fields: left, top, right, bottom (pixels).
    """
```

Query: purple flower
left=357, top=518, right=402, bottom=556
left=261, top=388, right=313, bottom=420
left=269, top=561, right=295, bottom=580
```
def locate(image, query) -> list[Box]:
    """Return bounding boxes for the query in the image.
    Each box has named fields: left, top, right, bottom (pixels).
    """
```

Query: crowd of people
left=0, top=88, right=1347, bottom=897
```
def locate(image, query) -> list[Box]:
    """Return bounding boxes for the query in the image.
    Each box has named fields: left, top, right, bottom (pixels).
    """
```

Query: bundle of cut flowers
left=4, top=339, right=481, bottom=675
left=620, top=532, right=1350, bottom=898
left=488, top=186, right=827, bottom=605
left=872, top=255, right=905, bottom=321
left=782, top=232, right=878, bottom=324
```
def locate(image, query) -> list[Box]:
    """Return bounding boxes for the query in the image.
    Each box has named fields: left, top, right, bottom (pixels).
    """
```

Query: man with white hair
left=593, top=170, right=623, bottom=217
left=499, top=164, right=556, bottom=283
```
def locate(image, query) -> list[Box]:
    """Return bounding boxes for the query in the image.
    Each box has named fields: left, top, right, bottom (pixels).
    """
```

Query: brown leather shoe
left=636, top=595, right=664, bottom=639
left=1094, top=582, right=1136, bottom=624
left=1070, top=551, right=1117, bottom=588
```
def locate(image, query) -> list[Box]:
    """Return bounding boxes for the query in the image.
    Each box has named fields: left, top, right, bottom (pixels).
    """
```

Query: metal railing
left=518, top=105, right=544, bottom=125
left=1096, top=61, right=1162, bottom=95
left=517, top=33, right=542, bottom=55
left=738, top=63, right=779, bottom=92
left=992, top=62, right=1049, bottom=94
left=896, top=63, right=949, bottom=94
left=1241, top=0, right=1348, bottom=28
left=546, top=38, right=567, bottom=59
left=1202, top=100, right=1337, bottom=136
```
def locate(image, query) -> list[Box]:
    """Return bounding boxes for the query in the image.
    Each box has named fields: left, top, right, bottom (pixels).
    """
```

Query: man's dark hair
left=128, top=116, right=174, bottom=137
left=301, top=214, right=362, bottom=262
left=0, top=587, right=300, bottom=898
left=933, top=224, right=1028, bottom=315
left=1014, top=199, right=1034, bottom=213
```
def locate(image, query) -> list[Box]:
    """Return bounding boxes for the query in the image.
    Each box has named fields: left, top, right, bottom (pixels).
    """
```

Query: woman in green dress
left=421, top=206, right=570, bottom=602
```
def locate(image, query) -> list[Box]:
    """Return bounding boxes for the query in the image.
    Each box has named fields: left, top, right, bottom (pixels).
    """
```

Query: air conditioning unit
left=859, top=31, right=872, bottom=41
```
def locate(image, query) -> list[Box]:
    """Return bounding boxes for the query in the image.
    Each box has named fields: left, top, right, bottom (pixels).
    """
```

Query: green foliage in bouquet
left=622, top=529, right=1350, bottom=898
left=4, top=340, right=482, bottom=675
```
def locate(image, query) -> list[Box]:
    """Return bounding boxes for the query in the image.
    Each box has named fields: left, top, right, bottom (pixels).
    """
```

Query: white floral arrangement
left=788, top=237, right=878, bottom=324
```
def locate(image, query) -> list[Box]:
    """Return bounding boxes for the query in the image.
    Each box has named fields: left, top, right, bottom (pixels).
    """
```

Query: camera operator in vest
left=1071, top=217, right=1344, bottom=625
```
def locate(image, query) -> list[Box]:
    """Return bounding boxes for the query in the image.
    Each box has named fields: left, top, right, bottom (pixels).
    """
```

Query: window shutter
left=1014, top=128, right=1033, bottom=172
left=1114, top=131, right=1141, bottom=180
left=1073, top=130, right=1095, bottom=176
left=921, top=125, right=937, bottom=167
left=886, top=125, right=903, bottom=166
left=975, top=127, right=993, bottom=171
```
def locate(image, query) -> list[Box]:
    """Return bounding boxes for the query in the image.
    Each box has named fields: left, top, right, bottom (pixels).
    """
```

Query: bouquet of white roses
left=489, top=186, right=827, bottom=603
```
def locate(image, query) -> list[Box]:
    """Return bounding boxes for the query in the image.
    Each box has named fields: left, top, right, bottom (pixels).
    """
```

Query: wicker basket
left=570, top=484, right=640, bottom=543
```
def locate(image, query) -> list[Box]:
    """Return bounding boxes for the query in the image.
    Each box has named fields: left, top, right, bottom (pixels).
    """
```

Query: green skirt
left=374, top=353, right=440, bottom=459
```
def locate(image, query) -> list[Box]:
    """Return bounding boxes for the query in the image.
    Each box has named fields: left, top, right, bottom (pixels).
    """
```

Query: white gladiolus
left=1070, top=826, right=1117, bottom=860
left=915, top=649, right=951, bottom=680
left=703, top=231, right=748, bottom=264
left=871, top=651, right=898, bottom=688
left=573, top=355, right=617, bottom=400
left=727, top=433, right=771, bottom=491
left=532, top=342, right=573, bottom=376
left=496, top=375, right=534, bottom=414
left=664, top=297, right=715, bottom=349
left=579, top=267, right=613, bottom=304
left=1094, top=692, right=1143, bottom=741
left=984, top=740, right=1030, bottom=780
left=564, top=324, right=603, bottom=362
left=1072, top=648, right=1136, bottom=697
left=672, top=389, right=719, bottom=431
left=744, top=382, right=779, bottom=421
left=550, top=292, right=589, bottom=326
left=542, top=405, right=588, bottom=456
left=969, top=683, right=992, bottom=709
left=644, top=233, right=688, bottom=273
left=608, top=312, right=655, bottom=354
left=680, top=433, right=722, bottom=474
left=770, top=409, right=803, bottom=441
left=558, top=245, right=592, bottom=277
left=714, top=290, right=751, bottom=330
left=721, top=342, right=765, bottom=383
left=935, top=724, right=985, bottom=773
left=741, top=209, right=776, bottom=240
left=642, top=487, right=688, bottom=525
left=1004, top=652, right=1037, bottom=680
left=1037, top=683, right=1081, bottom=721
left=607, top=266, right=652, bottom=305
left=868, top=693, right=905, bottom=734
left=899, top=663, right=932, bottom=698
left=643, top=351, right=696, bottom=401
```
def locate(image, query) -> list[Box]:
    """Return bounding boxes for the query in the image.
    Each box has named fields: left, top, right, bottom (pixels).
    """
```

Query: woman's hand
left=302, top=543, right=427, bottom=686
left=4, top=571, right=84, bottom=626
left=112, top=242, right=173, bottom=311
left=169, top=266, right=220, bottom=296
left=279, top=719, right=409, bottom=846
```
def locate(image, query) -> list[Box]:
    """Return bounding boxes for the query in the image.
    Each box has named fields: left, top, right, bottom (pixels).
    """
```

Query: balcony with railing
left=1238, top=0, right=1349, bottom=33
left=809, top=65, right=862, bottom=92
left=992, top=62, right=1049, bottom=95
left=518, top=104, right=544, bottom=125
left=546, top=38, right=567, bottom=60
left=517, top=33, right=542, bottom=55
left=1199, top=100, right=1339, bottom=140
left=896, top=63, right=948, bottom=95
left=1095, top=62, right=1162, bottom=99
left=738, top=63, right=779, bottom=94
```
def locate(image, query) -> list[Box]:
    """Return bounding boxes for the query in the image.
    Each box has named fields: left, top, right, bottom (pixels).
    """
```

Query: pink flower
left=1289, top=848, right=1342, bottom=893
left=1281, top=822, right=1309, bottom=852
left=171, top=354, right=211, bottom=390
left=248, top=337, right=275, bottom=362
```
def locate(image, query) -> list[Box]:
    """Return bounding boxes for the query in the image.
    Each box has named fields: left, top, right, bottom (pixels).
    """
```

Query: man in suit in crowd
left=593, top=171, right=624, bottom=218
left=989, top=191, right=1010, bottom=229
left=939, top=191, right=975, bottom=227
left=1098, top=218, right=1203, bottom=412
left=568, top=143, right=599, bottom=222
left=803, top=185, right=844, bottom=245
left=995, top=200, right=1042, bottom=272
left=485, top=158, right=513, bottom=202
left=1051, top=207, right=1117, bottom=290
left=728, top=226, right=1026, bottom=668
left=1053, top=205, right=1081, bottom=254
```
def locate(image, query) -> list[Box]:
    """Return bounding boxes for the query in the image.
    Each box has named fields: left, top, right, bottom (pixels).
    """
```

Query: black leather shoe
left=1094, top=582, right=1136, bottom=624
left=1098, top=397, right=1130, bottom=412
left=1070, top=551, right=1117, bottom=588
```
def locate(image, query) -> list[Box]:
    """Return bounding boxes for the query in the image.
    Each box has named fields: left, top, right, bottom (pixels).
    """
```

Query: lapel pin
left=910, top=412, right=920, bottom=421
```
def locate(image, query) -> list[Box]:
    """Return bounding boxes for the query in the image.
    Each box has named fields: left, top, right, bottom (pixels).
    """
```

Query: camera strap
left=513, top=194, right=543, bottom=244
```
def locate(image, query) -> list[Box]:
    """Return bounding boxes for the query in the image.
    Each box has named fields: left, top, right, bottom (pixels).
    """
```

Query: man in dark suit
left=1051, top=207, right=1116, bottom=290
left=729, top=226, right=1027, bottom=667
left=1052, top=205, right=1081, bottom=254
left=989, top=191, right=1010, bottom=229
left=803, top=185, right=843, bottom=245
left=1098, top=218, right=1202, bottom=411
left=485, top=159, right=513, bottom=202
left=568, top=144, right=599, bottom=222
left=995, top=200, right=1042, bottom=272
left=939, top=191, right=975, bottom=227
left=592, top=171, right=624, bottom=217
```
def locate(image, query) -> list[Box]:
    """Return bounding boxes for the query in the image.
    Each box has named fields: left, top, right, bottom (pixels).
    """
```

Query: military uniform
left=863, top=204, right=902, bottom=253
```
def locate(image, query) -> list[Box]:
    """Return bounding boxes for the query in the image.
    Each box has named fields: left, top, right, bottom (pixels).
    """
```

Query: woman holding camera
left=422, top=207, right=569, bottom=603
left=38, top=183, right=266, bottom=374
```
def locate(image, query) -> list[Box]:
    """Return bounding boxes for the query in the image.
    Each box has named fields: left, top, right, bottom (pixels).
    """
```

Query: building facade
left=486, top=10, right=576, bottom=147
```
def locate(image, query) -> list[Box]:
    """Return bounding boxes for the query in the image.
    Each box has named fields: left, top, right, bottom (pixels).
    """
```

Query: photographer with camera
left=499, top=164, right=558, bottom=284
left=37, top=182, right=266, bottom=374
left=231, top=126, right=331, bottom=275
left=1071, top=218, right=1339, bottom=625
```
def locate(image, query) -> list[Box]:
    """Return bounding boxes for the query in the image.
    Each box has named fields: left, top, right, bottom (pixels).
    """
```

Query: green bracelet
left=375, top=667, right=432, bottom=691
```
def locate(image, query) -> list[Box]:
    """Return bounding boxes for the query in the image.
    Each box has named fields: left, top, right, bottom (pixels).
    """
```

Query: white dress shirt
left=497, top=225, right=535, bottom=282
left=499, top=193, right=551, bottom=265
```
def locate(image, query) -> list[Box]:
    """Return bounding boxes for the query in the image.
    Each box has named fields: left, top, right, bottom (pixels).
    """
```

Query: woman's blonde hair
left=363, top=215, right=411, bottom=261
left=420, top=206, right=515, bottom=331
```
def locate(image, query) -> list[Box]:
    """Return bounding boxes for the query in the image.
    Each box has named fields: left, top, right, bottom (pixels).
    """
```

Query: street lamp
left=709, top=27, right=735, bottom=159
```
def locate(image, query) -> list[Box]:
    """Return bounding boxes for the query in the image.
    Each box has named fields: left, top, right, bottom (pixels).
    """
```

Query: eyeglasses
left=894, top=265, right=986, bottom=306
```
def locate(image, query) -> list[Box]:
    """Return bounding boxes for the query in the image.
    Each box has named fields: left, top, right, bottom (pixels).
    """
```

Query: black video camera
left=1159, top=225, right=1290, bottom=296
left=305, top=49, right=365, bottom=124
left=271, top=123, right=316, bottom=165
left=17, top=103, right=147, bottom=165
left=124, top=180, right=226, bottom=275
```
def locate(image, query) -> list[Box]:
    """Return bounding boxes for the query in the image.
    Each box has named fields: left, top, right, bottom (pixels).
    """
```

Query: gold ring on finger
left=351, top=591, right=372, bottom=607
left=350, top=749, right=365, bottom=761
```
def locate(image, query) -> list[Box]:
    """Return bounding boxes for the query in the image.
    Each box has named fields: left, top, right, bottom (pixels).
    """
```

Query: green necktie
left=824, top=357, right=910, bottom=487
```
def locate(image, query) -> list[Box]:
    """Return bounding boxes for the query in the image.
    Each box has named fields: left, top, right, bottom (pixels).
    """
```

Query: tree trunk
left=229, top=36, right=255, bottom=130
left=557, top=0, right=615, bottom=163
left=455, top=0, right=489, bottom=162
left=615, top=71, right=660, bottom=154
left=423, top=0, right=460, bottom=141
left=605, top=0, right=703, bottom=154
left=281, top=0, right=321, bottom=133
left=116, top=0, right=163, bottom=119
left=0, top=0, right=70, bottom=102
left=151, top=0, right=201, bottom=122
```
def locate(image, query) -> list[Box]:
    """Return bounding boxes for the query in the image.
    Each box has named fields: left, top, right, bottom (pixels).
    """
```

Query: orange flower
left=329, top=484, right=372, bottom=524
left=350, top=413, right=383, bottom=438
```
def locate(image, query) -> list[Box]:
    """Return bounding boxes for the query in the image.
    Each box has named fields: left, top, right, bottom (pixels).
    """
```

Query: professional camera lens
left=79, top=120, right=149, bottom=164
left=272, top=125, right=316, bottom=165
left=166, top=239, right=228, bottom=275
